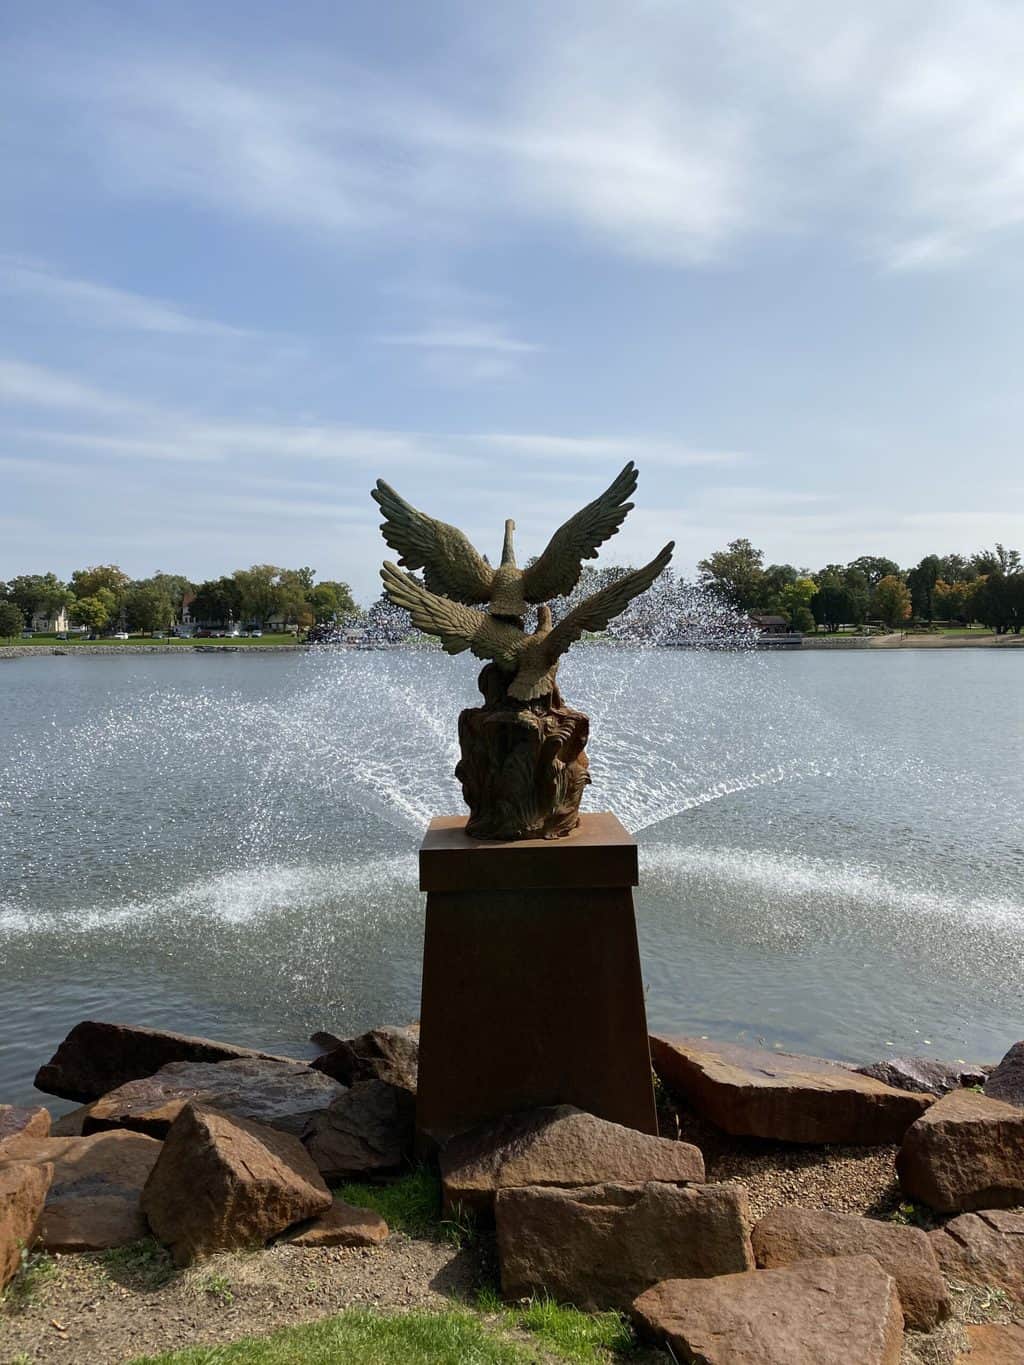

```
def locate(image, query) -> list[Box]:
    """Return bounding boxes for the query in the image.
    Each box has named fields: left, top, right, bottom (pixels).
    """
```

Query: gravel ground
left=0, top=1236, right=484, bottom=1364
left=664, top=1104, right=903, bottom=1222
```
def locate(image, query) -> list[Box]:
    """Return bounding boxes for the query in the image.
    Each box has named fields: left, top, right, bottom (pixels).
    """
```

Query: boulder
left=896, top=1089, right=1024, bottom=1211
left=141, top=1103, right=331, bottom=1265
left=440, top=1105, right=705, bottom=1218
left=302, top=1080, right=415, bottom=1181
left=312, top=1025, right=419, bottom=1093
left=0, top=1163, right=52, bottom=1289
left=633, top=1254, right=904, bottom=1365
left=955, top=1322, right=1024, bottom=1363
left=751, top=1205, right=949, bottom=1330
left=0, top=1129, right=162, bottom=1251
left=35, top=1020, right=293, bottom=1103
left=83, top=1058, right=344, bottom=1139
left=0, top=1105, right=51, bottom=1147
left=985, top=1041, right=1024, bottom=1108
left=52, top=1104, right=97, bottom=1136
left=496, top=1180, right=753, bottom=1312
left=284, top=1197, right=389, bottom=1248
left=650, top=1035, right=932, bottom=1143
left=857, top=1057, right=987, bottom=1096
left=310, top=1030, right=345, bottom=1052
left=929, top=1209, right=1024, bottom=1301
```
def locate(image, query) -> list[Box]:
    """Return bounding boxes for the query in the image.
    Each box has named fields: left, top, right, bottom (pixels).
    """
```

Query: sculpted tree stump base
left=455, top=664, right=590, bottom=841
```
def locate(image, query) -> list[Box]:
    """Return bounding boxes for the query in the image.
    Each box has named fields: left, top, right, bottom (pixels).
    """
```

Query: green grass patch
left=332, top=1169, right=451, bottom=1241
left=475, top=1289, right=635, bottom=1363
left=129, top=1307, right=539, bottom=1364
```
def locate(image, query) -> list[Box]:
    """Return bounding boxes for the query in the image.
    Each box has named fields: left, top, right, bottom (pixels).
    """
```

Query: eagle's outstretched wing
left=372, top=481, right=493, bottom=603
left=380, top=563, right=523, bottom=668
left=521, top=462, right=639, bottom=603
left=542, top=542, right=675, bottom=661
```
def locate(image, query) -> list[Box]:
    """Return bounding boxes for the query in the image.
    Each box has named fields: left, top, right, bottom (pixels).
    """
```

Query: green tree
left=6, top=572, right=72, bottom=625
left=234, top=565, right=284, bottom=627
left=69, top=588, right=117, bottom=633
left=971, top=571, right=1024, bottom=634
left=190, top=577, right=242, bottom=627
left=779, top=576, right=818, bottom=632
left=697, top=539, right=766, bottom=610
left=936, top=553, right=976, bottom=583
left=124, top=583, right=174, bottom=634
left=873, top=575, right=912, bottom=628
left=810, top=565, right=857, bottom=633
left=308, top=580, right=357, bottom=624
left=148, top=572, right=193, bottom=621
left=971, top=543, right=1021, bottom=577
left=71, top=564, right=131, bottom=600
left=0, top=600, right=25, bottom=641
left=847, top=556, right=901, bottom=588
left=907, top=555, right=942, bottom=622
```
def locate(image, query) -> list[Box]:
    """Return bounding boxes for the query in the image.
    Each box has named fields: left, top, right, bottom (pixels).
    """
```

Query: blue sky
left=2, top=0, right=1023, bottom=604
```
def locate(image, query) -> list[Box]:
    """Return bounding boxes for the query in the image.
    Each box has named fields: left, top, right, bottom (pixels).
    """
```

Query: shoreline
left=2, top=634, right=1023, bottom=660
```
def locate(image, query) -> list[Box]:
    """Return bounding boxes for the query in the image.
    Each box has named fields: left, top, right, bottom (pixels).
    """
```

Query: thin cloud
left=0, top=258, right=253, bottom=338
left=377, top=324, right=541, bottom=354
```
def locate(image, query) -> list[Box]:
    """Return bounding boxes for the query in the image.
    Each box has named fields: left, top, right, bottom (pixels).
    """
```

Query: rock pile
left=2, top=1019, right=1022, bottom=1363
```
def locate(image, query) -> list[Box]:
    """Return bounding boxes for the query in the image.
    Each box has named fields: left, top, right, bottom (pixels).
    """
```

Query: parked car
left=251, top=629, right=263, bottom=638
left=113, top=632, right=129, bottom=640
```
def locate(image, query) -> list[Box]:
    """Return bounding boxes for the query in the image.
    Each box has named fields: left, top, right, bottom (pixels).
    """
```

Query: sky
left=2, top=0, right=1024, bottom=605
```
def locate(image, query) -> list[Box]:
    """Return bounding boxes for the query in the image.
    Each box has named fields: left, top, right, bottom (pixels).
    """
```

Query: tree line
left=695, top=540, right=1024, bottom=634
left=2, top=540, right=1022, bottom=644
left=0, top=565, right=357, bottom=641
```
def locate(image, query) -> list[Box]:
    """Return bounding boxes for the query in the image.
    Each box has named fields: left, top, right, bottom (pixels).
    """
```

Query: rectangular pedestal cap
left=419, top=811, right=638, bottom=892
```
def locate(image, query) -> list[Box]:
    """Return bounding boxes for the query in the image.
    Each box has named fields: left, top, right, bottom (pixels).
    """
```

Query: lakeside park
left=2, top=5, right=1024, bottom=1365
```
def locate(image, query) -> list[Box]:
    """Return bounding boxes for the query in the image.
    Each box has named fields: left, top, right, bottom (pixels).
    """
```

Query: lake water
left=1, top=647, right=1022, bottom=1109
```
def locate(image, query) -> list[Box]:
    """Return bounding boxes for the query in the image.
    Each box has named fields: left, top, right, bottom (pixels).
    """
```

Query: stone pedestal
left=416, top=812, right=657, bottom=1148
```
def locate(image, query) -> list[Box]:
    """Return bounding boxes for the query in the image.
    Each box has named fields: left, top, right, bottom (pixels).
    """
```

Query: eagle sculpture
left=380, top=541, right=674, bottom=700
left=372, top=462, right=639, bottom=620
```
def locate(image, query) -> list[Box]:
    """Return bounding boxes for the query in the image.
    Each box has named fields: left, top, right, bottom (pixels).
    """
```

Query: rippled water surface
left=1, top=647, right=1022, bottom=1105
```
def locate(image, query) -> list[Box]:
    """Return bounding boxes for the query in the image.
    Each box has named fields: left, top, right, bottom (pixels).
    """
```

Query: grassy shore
left=2, top=634, right=302, bottom=648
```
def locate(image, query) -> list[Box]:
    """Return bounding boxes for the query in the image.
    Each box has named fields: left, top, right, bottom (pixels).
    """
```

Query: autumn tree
left=873, top=575, right=912, bottom=628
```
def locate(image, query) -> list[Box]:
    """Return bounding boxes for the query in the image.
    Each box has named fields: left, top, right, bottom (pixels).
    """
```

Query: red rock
left=83, top=1058, right=344, bottom=1139
left=955, top=1322, right=1024, bottom=1363
left=651, top=1034, right=932, bottom=1143
left=313, top=1025, right=418, bottom=1093
left=142, top=1103, right=331, bottom=1265
left=751, top=1205, right=949, bottom=1330
left=51, top=1104, right=97, bottom=1135
left=284, top=1198, right=388, bottom=1247
left=0, top=1105, right=51, bottom=1147
left=440, top=1105, right=704, bottom=1218
left=985, top=1041, right=1024, bottom=1108
left=896, top=1089, right=1024, bottom=1211
left=0, top=1130, right=162, bottom=1251
left=496, top=1180, right=753, bottom=1312
left=35, top=1020, right=294, bottom=1103
left=857, top=1057, right=987, bottom=1096
left=302, top=1080, right=415, bottom=1182
left=633, top=1254, right=904, bottom=1364
left=0, top=1163, right=52, bottom=1289
left=929, top=1209, right=1024, bottom=1301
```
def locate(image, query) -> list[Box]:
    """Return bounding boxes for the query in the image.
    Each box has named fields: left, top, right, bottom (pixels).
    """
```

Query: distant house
left=749, top=613, right=794, bottom=636
left=30, top=606, right=69, bottom=634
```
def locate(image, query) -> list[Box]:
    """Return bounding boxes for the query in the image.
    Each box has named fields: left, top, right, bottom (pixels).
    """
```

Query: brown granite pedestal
left=415, top=812, right=657, bottom=1148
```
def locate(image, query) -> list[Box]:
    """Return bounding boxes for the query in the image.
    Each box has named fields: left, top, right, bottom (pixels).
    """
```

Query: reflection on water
left=0, top=646, right=1021, bottom=1105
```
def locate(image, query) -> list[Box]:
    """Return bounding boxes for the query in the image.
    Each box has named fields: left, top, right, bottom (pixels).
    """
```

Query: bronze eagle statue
left=380, top=541, right=674, bottom=700
left=371, top=462, right=639, bottom=620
